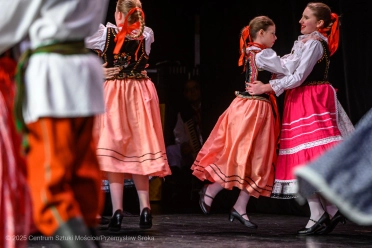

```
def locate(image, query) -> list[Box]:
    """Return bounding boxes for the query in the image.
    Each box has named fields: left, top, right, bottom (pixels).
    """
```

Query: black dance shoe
left=297, top=212, right=330, bottom=235
left=139, top=207, right=153, bottom=229
left=199, top=184, right=214, bottom=215
left=229, top=208, right=258, bottom=229
left=108, top=209, right=124, bottom=232
left=316, top=211, right=346, bottom=234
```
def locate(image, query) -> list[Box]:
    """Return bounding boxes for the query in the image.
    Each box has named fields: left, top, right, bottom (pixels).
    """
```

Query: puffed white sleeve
left=85, top=24, right=107, bottom=51
left=0, top=0, right=42, bottom=53
left=143, top=26, right=154, bottom=55
left=269, top=39, right=324, bottom=96
left=256, top=49, right=291, bottom=76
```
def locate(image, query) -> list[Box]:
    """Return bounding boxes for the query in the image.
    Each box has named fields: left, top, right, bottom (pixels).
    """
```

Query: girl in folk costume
left=192, top=16, right=294, bottom=229
left=248, top=2, right=354, bottom=235
left=1, top=1, right=109, bottom=247
left=86, top=0, right=171, bottom=231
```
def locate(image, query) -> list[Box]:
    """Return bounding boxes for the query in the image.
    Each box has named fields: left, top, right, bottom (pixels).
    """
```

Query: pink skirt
left=94, top=78, right=171, bottom=177
left=272, top=84, right=342, bottom=198
left=192, top=96, right=276, bottom=198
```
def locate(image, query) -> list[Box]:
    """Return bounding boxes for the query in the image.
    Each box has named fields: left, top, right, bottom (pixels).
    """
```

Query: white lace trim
left=279, top=136, right=343, bottom=155
left=336, top=100, right=355, bottom=138
left=298, top=31, right=328, bottom=43
left=283, top=31, right=327, bottom=66
left=271, top=180, right=298, bottom=198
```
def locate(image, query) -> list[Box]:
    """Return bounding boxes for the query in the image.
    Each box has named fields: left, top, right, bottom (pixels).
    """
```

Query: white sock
left=233, top=190, right=250, bottom=220
left=204, top=182, right=223, bottom=206
left=306, top=194, right=325, bottom=228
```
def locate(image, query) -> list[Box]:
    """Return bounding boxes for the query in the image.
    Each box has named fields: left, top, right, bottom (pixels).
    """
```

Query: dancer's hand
left=246, top=81, right=274, bottom=95
left=102, top=62, right=120, bottom=79
left=139, top=64, right=149, bottom=76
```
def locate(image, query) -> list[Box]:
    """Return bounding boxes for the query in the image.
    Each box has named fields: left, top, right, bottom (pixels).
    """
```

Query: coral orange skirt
left=94, top=78, right=171, bottom=177
left=192, top=96, right=276, bottom=198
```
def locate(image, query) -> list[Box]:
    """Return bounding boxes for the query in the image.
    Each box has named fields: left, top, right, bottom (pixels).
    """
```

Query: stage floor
left=25, top=179, right=372, bottom=247
left=27, top=212, right=372, bottom=248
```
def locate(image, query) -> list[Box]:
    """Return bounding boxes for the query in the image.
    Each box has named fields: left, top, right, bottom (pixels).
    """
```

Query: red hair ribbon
left=238, top=26, right=268, bottom=68
left=113, top=7, right=145, bottom=54
left=318, top=13, right=339, bottom=56
left=238, top=26, right=251, bottom=66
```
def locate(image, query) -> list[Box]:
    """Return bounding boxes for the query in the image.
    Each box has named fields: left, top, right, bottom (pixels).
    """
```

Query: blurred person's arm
left=0, top=0, right=42, bottom=53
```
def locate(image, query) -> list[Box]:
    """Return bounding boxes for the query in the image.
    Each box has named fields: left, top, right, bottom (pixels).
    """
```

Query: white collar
left=298, top=31, right=328, bottom=43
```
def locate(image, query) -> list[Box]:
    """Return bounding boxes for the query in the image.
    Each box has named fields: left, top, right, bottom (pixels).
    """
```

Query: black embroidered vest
left=102, top=28, right=149, bottom=79
left=236, top=50, right=272, bottom=99
left=302, top=40, right=330, bottom=85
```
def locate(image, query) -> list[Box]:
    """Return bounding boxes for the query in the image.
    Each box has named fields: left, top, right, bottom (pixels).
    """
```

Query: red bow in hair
left=113, top=7, right=145, bottom=54
left=318, top=13, right=339, bottom=56
left=238, top=26, right=251, bottom=67
left=238, top=26, right=268, bottom=68
left=328, top=13, right=339, bottom=56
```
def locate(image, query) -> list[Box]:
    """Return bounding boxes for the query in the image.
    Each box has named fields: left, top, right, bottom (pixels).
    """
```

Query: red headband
left=114, top=7, right=145, bottom=54
left=318, top=13, right=339, bottom=56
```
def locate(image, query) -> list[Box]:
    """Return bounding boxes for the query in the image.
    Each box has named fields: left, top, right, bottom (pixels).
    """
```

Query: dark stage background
left=106, top=0, right=372, bottom=136
left=103, top=0, right=372, bottom=215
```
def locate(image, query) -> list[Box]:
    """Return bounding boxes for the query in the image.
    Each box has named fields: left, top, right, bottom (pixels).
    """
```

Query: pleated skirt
left=192, top=96, right=276, bottom=198
left=272, top=84, right=343, bottom=198
left=94, top=78, right=171, bottom=177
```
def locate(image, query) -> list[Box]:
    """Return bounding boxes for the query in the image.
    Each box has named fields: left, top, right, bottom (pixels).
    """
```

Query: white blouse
left=0, top=0, right=108, bottom=124
left=85, top=22, right=154, bottom=56
left=270, top=31, right=328, bottom=96
left=252, top=46, right=299, bottom=76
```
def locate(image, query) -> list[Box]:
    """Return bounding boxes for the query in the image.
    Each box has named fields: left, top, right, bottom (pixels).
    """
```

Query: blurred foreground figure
left=295, top=109, right=372, bottom=226
left=0, top=1, right=108, bottom=247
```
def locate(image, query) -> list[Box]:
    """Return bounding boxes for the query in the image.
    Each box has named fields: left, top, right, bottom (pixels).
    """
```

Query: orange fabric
left=269, top=93, right=281, bottom=145
left=26, top=117, right=103, bottom=236
left=192, top=97, right=276, bottom=198
left=95, top=78, right=171, bottom=177
left=113, top=7, right=145, bottom=54
left=319, top=13, right=339, bottom=56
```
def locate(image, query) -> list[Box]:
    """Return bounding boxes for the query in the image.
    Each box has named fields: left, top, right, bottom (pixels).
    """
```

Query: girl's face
left=260, top=25, right=277, bottom=48
left=299, top=7, right=324, bottom=34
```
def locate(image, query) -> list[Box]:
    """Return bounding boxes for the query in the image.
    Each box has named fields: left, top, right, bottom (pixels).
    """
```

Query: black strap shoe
left=297, top=212, right=330, bottom=235
left=316, top=211, right=346, bottom=234
left=199, top=184, right=214, bottom=215
left=229, top=208, right=258, bottom=229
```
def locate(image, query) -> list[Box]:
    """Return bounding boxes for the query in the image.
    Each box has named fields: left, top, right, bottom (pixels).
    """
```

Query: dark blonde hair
left=116, top=0, right=145, bottom=37
left=307, top=2, right=332, bottom=29
left=248, top=16, right=275, bottom=40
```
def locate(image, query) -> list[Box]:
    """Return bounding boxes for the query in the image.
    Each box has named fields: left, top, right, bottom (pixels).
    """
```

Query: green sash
left=14, top=40, right=89, bottom=149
